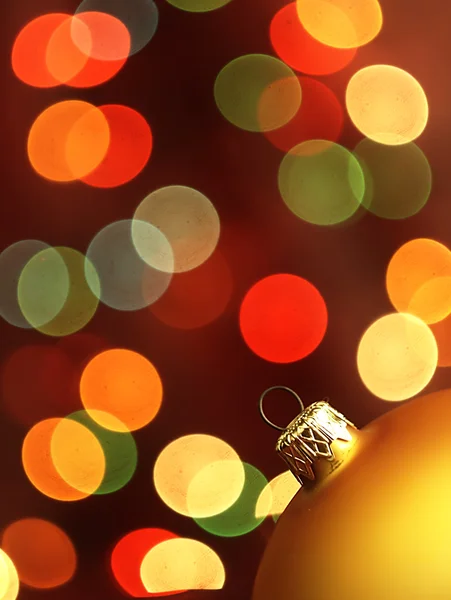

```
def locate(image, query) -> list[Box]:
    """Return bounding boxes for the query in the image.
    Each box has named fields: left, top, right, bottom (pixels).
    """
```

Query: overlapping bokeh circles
left=67, top=410, right=138, bottom=494
left=194, top=463, right=268, bottom=537
left=22, top=418, right=104, bottom=501
left=278, top=140, right=365, bottom=226
left=354, top=138, right=432, bottom=219
left=357, top=313, right=438, bottom=401
left=150, top=251, right=233, bottom=329
left=12, top=13, right=84, bottom=88
left=1, top=345, right=81, bottom=426
left=11, top=13, right=129, bottom=89
left=240, top=274, right=328, bottom=363
left=75, top=0, right=159, bottom=55
left=214, top=54, right=302, bottom=132
left=111, top=528, right=180, bottom=597
left=255, top=471, right=301, bottom=522
left=85, top=219, right=173, bottom=311
left=1, top=519, right=77, bottom=589
left=133, top=186, right=220, bottom=274
left=141, top=538, right=225, bottom=592
left=346, top=65, right=429, bottom=145
left=48, top=12, right=130, bottom=87
left=264, top=77, right=344, bottom=153
left=18, top=247, right=100, bottom=336
left=270, top=3, right=356, bottom=75
left=386, top=238, right=451, bottom=324
left=0, top=240, right=49, bottom=328
left=69, top=11, right=130, bottom=61
left=50, top=417, right=106, bottom=494
left=80, top=348, right=163, bottom=432
left=296, top=0, right=383, bottom=49
left=27, top=101, right=110, bottom=182
left=81, top=105, right=153, bottom=188
left=0, top=549, right=19, bottom=600
left=17, top=247, right=70, bottom=329
left=153, top=434, right=245, bottom=518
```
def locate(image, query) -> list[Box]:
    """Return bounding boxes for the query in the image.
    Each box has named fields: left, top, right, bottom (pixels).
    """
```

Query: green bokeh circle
left=166, top=0, right=231, bottom=12
left=18, top=247, right=70, bottom=329
left=68, top=410, right=138, bottom=495
left=354, top=138, right=432, bottom=219
left=193, top=463, right=268, bottom=537
left=278, top=140, right=365, bottom=225
left=214, top=54, right=302, bottom=132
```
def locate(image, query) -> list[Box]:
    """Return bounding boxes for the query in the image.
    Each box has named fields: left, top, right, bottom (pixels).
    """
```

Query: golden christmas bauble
left=253, top=388, right=451, bottom=600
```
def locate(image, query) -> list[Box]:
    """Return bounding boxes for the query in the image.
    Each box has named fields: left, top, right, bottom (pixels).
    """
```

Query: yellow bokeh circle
left=346, top=65, right=428, bottom=145
left=357, top=312, right=438, bottom=401
left=296, top=0, right=383, bottom=49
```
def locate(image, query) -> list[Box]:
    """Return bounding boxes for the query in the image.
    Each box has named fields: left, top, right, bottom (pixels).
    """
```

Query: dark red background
left=1, top=0, right=450, bottom=598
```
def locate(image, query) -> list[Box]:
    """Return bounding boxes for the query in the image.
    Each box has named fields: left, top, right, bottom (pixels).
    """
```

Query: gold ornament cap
left=259, top=386, right=359, bottom=488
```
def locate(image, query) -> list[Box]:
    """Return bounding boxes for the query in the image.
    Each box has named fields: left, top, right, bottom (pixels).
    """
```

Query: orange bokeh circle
left=80, top=349, right=163, bottom=432
left=22, top=418, right=95, bottom=501
left=1, top=518, right=77, bottom=589
left=27, top=100, right=110, bottom=182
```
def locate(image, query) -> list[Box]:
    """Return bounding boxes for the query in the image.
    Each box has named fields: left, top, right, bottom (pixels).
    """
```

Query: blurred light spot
left=1, top=345, right=80, bottom=427
left=70, top=11, right=130, bottom=61
left=357, top=313, right=437, bottom=401
left=50, top=417, right=105, bottom=493
left=80, top=348, right=163, bottom=432
left=240, top=274, right=327, bottom=363
left=270, top=3, right=356, bottom=75
left=111, top=529, right=180, bottom=597
left=141, top=538, right=225, bottom=592
left=346, top=65, right=428, bottom=145
left=27, top=100, right=110, bottom=182
left=0, top=549, right=19, bottom=600
left=255, top=471, right=300, bottom=521
left=264, top=77, right=344, bottom=153
left=165, top=0, right=231, bottom=13
left=11, top=13, right=72, bottom=88
left=133, top=186, right=220, bottom=273
left=24, top=247, right=99, bottom=336
left=296, top=0, right=383, bottom=49
left=1, top=519, right=76, bottom=589
left=153, top=434, right=245, bottom=518
left=354, top=138, right=432, bottom=219
left=75, top=0, right=159, bottom=55
left=81, top=105, right=152, bottom=188
left=18, top=247, right=69, bottom=329
left=22, top=419, right=93, bottom=501
left=150, top=251, right=232, bottom=329
left=430, top=314, right=451, bottom=367
left=46, top=15, right=92, bottom=84
left=194, top=463, right=267, bottom=537
left=214, top=54, right=302, bottom=132
left=386, top=239, right=451, bottom=324
left=68, top=410, right=137, bottom=494
left=279, top=140, right=365, bottom=225
left=0, top=240, right=49, bottom=328
left=86, top=219, right=172, bottom=311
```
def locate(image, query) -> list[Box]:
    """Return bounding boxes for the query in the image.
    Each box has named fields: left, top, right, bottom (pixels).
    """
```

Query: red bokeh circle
left=239, top=274, right=328, bottom=363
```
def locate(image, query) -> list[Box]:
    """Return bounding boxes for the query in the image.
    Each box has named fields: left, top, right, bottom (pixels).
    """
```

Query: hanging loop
left=259, top=386, right=305, bottom=431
